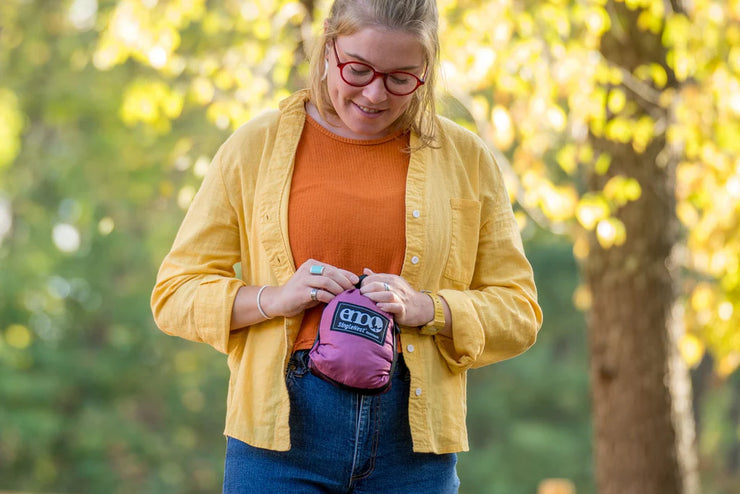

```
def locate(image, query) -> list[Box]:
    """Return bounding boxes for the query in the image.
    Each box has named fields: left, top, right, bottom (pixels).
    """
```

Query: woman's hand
left=358, top=268, right=435, bottom=327
left=260, top=259, right=359, bottom=318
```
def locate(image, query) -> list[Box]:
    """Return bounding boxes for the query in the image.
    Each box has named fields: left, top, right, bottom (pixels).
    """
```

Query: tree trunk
left=585, top=1, right=699, bottom=493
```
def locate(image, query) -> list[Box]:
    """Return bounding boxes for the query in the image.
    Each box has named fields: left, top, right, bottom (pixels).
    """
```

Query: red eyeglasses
left=332, top=41, right=426, bottom=96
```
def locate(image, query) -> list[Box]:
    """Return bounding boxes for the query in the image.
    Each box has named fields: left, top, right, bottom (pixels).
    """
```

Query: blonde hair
left=308, top=0, right=439, bottom=149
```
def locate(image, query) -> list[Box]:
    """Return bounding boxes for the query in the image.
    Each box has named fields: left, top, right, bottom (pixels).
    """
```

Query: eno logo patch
left=329, top=302, right=389, bottom=346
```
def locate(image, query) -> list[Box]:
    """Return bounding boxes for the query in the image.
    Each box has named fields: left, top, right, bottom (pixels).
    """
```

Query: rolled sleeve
left=151, top=145, right=246, bottom=354
left=433, top=291, right=484, bottom=371
left=432, top=142, right=542, bottom=372
left=436, top=277, right=541, bottom=372
left=193, top=277, right=246, bottom=354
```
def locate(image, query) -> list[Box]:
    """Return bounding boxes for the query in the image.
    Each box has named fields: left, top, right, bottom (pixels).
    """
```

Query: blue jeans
left=223, top=350, right=459, bottom=493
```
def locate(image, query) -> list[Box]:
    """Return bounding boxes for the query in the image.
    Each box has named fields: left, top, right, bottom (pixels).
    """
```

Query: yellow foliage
left=718, top=301, right=735, bottom=322
left=716, top=352, right=740, bottom=377
left=604, top=117, right=633, bottom=143
left=572, top=283, right=592, bottom=311
left=677, top=202, right=700, bottom=227
left=582, top=6, right=611, bottom=36
left=98, top=217, right=115, bottom=236
left=177, top=185, right=196, bottom=210
left=596, top=217, right=626, bottom=248
left=730, top=45, right=740, bottom=73
left=4, top=324, right=32, bottom=350
left=547, top=105, right=567, bottom=132
left=603, top=175, right=642, bottom=206
left=539, top=183, right=578, bottom=222
left=80, top=0, right=740, bottom=373
left=556, top=144, right=577, bottom=175
left=578, top=144, right=594, bottom=164
left=663, top=14, right=697, bottom=81
left=607, top=88, right=626, bottom=114
left=120, top=79, right=184, bottom=131
left=576, top=194, right=610, bottom=230
left=0, top=88, right=24, bottom=169
left=632, top=116, right=656, bottom=153
left=190, top=77, right=215, bottom=105
left=623, top=0, right=652, bottom=10
left=514, top=210, right=528, bottom=232
left=469, top=96, right=489, bottom=124
left=634, top=63, right=668, bottom=89
left=572, top=233, right=590, bottom=261
left=679, top=333, right=706, bottom=368
left=691, top=283, right=715, bottom=311
left=491, top=105, right=514, bottom=150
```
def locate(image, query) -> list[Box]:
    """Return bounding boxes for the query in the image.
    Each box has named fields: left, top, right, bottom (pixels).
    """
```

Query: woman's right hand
left=260, top=259, right=359, bottom=318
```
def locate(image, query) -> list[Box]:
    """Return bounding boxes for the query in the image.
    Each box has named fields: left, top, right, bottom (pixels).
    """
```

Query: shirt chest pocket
left=443, top=198, right=481, bottom=287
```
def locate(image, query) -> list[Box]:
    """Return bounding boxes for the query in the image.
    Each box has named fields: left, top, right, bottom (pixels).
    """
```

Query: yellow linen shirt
left=151, top=89, right=542, bottom=454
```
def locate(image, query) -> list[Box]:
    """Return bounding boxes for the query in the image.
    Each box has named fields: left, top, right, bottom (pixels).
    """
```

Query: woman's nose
left=362, top=76, right=388, bottom=103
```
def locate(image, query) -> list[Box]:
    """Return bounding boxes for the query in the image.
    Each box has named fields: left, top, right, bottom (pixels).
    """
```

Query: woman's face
left=325, top=27, right=426, bottom=140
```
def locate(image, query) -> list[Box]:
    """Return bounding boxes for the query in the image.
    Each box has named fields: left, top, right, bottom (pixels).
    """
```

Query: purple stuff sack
left=308, top=288, right=397, bottom=395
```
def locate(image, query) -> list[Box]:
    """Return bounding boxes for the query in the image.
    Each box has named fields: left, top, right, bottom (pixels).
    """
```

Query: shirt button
left=411, top=256, right=419, bottom=265
left=415, top=387, right=422, bottom=396
left=406, top=344, right=415, bottom=353
left=412, top=210, right=421, bottom=218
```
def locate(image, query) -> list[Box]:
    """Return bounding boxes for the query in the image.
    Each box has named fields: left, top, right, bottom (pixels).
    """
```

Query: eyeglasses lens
left=340, top=63, right=420, bottom=96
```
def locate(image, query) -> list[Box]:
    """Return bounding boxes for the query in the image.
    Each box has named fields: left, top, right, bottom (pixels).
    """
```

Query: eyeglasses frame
left=331, top=40, right=427, bottom=96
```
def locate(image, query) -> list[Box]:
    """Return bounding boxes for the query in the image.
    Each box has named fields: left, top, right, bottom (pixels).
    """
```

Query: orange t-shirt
left=289, top=116, right=409, bottom=351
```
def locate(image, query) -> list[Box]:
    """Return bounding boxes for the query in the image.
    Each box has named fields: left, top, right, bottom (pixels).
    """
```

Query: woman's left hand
left=358, top=268, right=434, bottom=327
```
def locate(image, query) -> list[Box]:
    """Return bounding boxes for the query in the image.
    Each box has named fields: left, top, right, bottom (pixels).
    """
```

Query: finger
left=314, top=278, right=349, bottom=296
left=359, top=279, right=381, bottom=296
left=308, top=287, right=320, bottom=303
left=306, top=262, right=358, bottom=289
left=323, top=273, right=356, bottom=292
left=376, top=301, right=402, bottom=315
left=362, top=289, right=396, bottom=304
left=308, top=287, right=333, bottom=305
left=359, top=279, right=388, bottom=295
left=363, top=267, right=376, bottom=276
left=336, top=268, right=360, bottom=288
left=312, top=287, right=343, bottom=305
left=309, top=268, right=360, bottom=295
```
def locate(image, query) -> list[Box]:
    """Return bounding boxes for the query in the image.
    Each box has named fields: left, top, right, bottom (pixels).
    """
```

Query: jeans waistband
left=289, top=349, right=407, bottom=377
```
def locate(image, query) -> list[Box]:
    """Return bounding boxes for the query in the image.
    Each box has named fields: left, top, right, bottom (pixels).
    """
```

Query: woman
left=151, top=0, right=542, bottom=492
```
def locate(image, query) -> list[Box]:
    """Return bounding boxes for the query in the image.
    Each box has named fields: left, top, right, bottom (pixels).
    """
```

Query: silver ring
left=310, top=288, right=319, bottom=301
left=309, top=265, right=325, bottom=275
left=383, top=282, right=390, bottom=291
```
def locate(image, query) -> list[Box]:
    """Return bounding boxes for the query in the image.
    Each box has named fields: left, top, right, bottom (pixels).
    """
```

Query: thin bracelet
left=256, top=285, right=273, bottom=320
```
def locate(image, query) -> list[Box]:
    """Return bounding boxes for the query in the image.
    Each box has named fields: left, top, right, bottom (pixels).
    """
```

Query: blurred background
left=0, top=0, right=738, bottom=493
